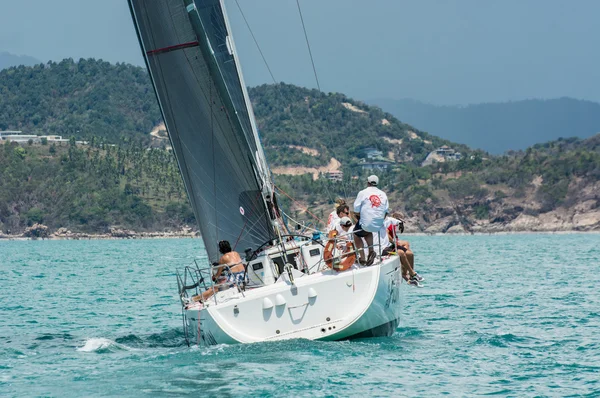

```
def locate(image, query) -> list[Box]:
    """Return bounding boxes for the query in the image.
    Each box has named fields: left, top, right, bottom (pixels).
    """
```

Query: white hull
left=185, top=256, right=403, bottom=346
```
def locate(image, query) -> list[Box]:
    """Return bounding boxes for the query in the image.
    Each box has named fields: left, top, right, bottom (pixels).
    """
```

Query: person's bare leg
left=398, top=251, right=415, bottom=280
left=397, top=240, right=410, bottom=250
left=401, top=262, right=409, bottom=281
left=406, top=249, right=415, bottom=270
left=201, top=287, right=217, bottom=301
left=354, top=234, right=365, bottom=263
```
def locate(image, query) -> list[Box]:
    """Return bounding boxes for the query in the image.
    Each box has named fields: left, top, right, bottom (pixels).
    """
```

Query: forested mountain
left=250, top=83, right=472, bottom=168
left=371, top=97, right=600, bottom=154
left=0, top=58, right=161, bottom=143
left=1, top=59, right=599, bottom=235
left=0, top=141, right=192, bottom=234
left=0, top=51, right=41, bottom=70
left=0, top=59, right=468, bottom=165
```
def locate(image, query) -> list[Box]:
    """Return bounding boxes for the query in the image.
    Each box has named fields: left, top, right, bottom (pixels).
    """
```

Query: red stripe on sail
left=146, top=41, right=199, bottom=56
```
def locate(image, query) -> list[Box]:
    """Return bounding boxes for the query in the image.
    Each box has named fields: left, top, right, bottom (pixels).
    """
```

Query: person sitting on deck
left=336, top=216, right=354, bottom=239
left=384, top=212, right=424, bottom=286
left=326, top=198, right=348, bottom=232
left=353, top=175, right=389, bottom=266
left=202, top=240, right=245, bottom=301
left=327, top=203, right=351, bottom=232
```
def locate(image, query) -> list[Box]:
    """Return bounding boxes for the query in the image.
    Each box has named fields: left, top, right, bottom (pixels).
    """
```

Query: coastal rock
left=573, top=210, right=600, bottom=229
left=446, top=224, right=466, bottom=234
left=537, top=210, right=574, bottom=231
left=23, top=223, right=50, bottom=238
left=574, top=199, right=598, bottom=213
left=402, top=216, right=422, bottom=233
left=109, top=227, right=135, bottom=238
left=506, top=214, right=541, bottom=231
left=424, top=216, right=455, bottom=234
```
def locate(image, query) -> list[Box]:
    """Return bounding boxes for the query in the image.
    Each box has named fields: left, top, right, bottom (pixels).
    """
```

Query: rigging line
left=294, top=0, right=350, bottom=202
left=234, top=0, right=336, bottom=205
left=232, top=190, right=260, bottom=250
left=275, top=185, right=325, bottom=225
left=296, top=0, right=321, bottom=92
left=281, top=210, right=322, bottom=234
left=234, top=0, right=277, bottom=85
left=192, top=6, right=260, bottom=168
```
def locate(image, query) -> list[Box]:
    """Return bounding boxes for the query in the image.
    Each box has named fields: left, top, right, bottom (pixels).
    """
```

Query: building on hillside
left=45, top=135, right=70, bottom=143
left=0, top=131, right=23, bottom=139
left=421, top=145, right=462, bottom=166
left=364, top=147, right=383, bottom=159
left=1, top=131, right=81, bottom=145
left=446, top=151, right=462, bottom=161
left=435, top=145, right=454, bottom=156
left=359, top=160, right=391, bottom=171
left=2, top=134, right=40, bottom=143
left=324, top=170, right=343, bottom=182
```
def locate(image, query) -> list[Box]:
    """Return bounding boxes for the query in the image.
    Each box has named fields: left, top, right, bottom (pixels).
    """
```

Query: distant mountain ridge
left=0, top=51, right=41, bottom=70
left=0, top=59, right=469, bottom=166
left=370, top=97, right=600, bottom=154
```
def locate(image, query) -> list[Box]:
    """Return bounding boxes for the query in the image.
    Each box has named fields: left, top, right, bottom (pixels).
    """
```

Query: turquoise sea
left=1, top=234, right=599, bottom=397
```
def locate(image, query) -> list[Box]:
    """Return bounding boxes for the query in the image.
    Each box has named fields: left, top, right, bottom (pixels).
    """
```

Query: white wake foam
left=77, top=338, right=129, bottom=352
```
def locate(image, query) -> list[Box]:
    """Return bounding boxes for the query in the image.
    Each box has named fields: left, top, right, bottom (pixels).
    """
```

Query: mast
left=128, top=0, right=276, bottom=261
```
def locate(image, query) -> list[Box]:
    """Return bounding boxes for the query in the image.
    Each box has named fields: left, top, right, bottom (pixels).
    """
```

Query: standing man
left=353, top=175, right=389, bottom=266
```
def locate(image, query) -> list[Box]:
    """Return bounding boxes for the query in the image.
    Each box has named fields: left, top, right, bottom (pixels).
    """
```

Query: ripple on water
left=1, top=235, right=600, bottom=396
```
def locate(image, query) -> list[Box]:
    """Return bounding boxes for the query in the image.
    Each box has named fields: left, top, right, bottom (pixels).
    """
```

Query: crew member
left=202, top=240, right=245, bottom=301
left=353, top=175, right=388, bottom=266
left=326, top=198, right=347, bottom=232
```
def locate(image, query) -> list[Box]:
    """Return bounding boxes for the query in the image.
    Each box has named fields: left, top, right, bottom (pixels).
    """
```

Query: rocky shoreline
left=400, top=197, right=600, bottom=235
left=1, top=223, right=598, bottom=241
left=0, top=225, right=199, bottom=240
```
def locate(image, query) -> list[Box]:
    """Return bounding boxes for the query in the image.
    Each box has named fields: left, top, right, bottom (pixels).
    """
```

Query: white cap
left=367, top=175, right=379, bottom=185
left=339, top=216, right=353, bottom=226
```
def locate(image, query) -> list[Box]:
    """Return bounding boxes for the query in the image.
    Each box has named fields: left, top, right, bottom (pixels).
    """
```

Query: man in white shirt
left=353, top=175, right=389, bottom=266
left=326, top=202, right=350, bottom=232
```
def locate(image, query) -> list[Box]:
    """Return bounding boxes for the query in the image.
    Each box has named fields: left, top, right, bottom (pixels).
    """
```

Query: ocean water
left=1, top=234, right=599, bottom=397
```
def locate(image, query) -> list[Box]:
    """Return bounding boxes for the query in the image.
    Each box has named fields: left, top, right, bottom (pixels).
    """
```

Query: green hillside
left=251, top=83, right=472, bottom=168
left=0, top=58, right=161, bottom=143
left=0, top=141, right=192, bottom=234
left=1, top=59, right=599, bottom=235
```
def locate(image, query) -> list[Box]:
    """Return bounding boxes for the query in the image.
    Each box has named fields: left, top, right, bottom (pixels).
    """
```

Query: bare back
left=219, top=251, right=244, bottom=273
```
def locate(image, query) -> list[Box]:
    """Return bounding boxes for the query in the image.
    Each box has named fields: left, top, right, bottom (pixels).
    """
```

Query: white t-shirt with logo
left=334, top=224, right=354, bottom=241
left=377, top=226, right=391, bottom=250
left=384, top=217, right=401, bottom=239
left=353, top=186, right=389, bottom=233
left=326, top=210, right=340, bottom=232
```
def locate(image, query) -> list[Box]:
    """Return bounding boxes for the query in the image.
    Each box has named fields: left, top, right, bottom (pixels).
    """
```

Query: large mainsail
left=129, top=0, right=275, bottom=261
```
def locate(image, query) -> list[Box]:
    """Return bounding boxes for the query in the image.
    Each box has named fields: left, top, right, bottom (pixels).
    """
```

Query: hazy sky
left=1, top=0, right=599, bottom=105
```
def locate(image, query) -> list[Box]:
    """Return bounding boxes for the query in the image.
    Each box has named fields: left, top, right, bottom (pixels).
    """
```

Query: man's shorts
left=354, top=221, right=370, bottom=238
left=226, top=271, right=246, bottom=288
